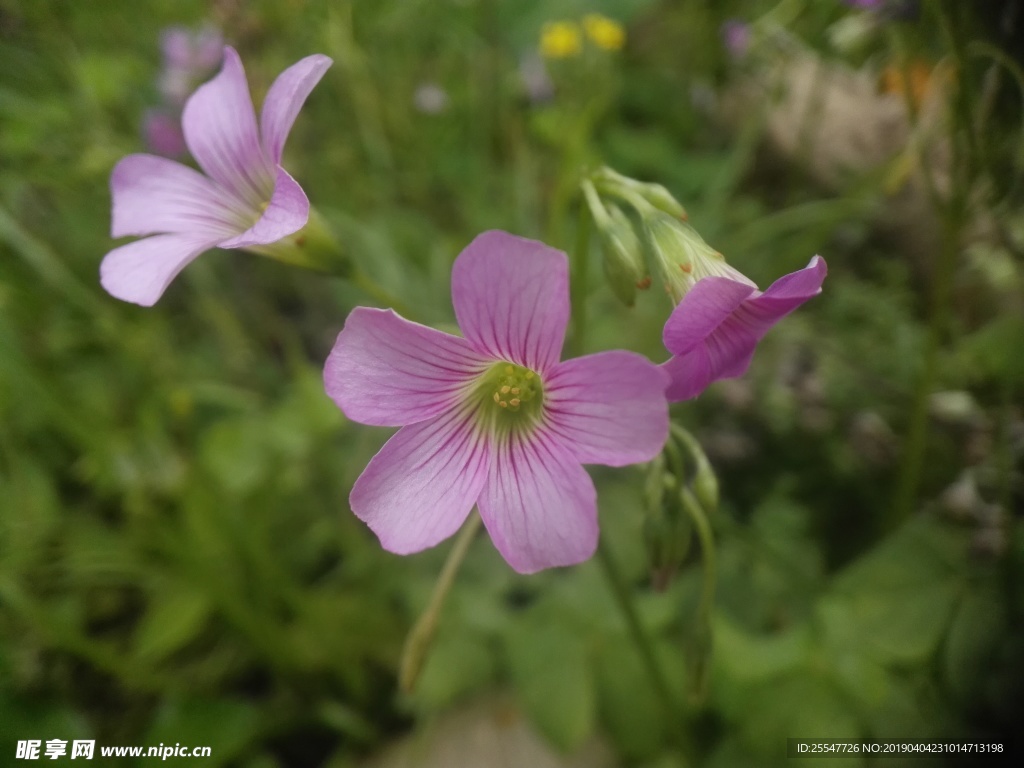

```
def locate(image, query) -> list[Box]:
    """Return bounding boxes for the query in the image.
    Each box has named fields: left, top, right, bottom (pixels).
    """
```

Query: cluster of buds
left=584, top=165, right=749, bottom=306
left=642, top=425, right=719, bottom=590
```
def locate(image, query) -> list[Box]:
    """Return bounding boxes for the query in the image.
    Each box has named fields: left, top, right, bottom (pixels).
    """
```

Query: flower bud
left=643, top=211, right=752, bottom=303
left=592, top=166, right=687, bottom=219
left=599, top=204, right=647, bottom=306
left=644, top=475, right=694, bottom=591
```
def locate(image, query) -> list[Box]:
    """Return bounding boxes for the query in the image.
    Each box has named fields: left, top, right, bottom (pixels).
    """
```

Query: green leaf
left=506, top=622, right=595, bottom=753
left=134, top=589, right=213, bottom=663
left=144, top=697, right=259, bottom=767
left=413, top=629, right=496, bottom=712
left=592, top=635, right=665, bottom=761
left=943, top=586, right=1005, bottom=700
left=739, top=675, right=862, bottom=764
left=818, top=583, right=958, bottom=666
left=713, top=614, right=812, bottom=685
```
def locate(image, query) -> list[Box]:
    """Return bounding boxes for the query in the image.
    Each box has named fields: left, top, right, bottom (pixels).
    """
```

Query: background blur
left=1, top=0, right=1022, bottom=766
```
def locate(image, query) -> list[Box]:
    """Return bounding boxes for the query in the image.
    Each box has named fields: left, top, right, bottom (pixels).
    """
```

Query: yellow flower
left=583, top=13, right=625, bottom=52
left=540, top=21, right=582, bottom=59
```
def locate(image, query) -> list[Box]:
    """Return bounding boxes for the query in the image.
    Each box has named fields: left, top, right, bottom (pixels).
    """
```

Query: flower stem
left=595, top=541, right=682, bottom=721
left=680, top=487, right=716, bottom=703
left=349, top=268, right=416, bottom=320
left=399, top=512, right=482, bottom=693
left=569, top=197, right=591, bottom=357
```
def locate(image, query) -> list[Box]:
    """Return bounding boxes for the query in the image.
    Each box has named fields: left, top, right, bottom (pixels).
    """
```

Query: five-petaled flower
left=324, top=231, right=670, bottom=573
left=101, top=46, right=332, bottom=306
left=661, top=256, right=827, bottom=401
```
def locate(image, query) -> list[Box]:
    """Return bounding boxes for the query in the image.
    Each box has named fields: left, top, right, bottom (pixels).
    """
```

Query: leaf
left=713, top=614, right=812, bottom=685
left=592, top=634, right=665, bottom=761
left=506, top=622, right=595, bottom=753
left=413, top=629, right=496, bottom=712
left=144, top=697, right=259, bottom=767
left=942, top=586, right=1005, bottom=700
left=134, top=589, right=213, bottom=663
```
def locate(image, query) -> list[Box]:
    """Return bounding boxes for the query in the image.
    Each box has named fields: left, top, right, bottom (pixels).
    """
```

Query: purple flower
left=102, top=47, right=332, bottom=306
left=661, top=257, right=827, bottom=401
left=324, top=231, right=670, bottom=574
left=142, top=109, right=187, bottom=158
left=159, top=26, right=224, bottom=104
left=721, top=20, right=751, bottom=59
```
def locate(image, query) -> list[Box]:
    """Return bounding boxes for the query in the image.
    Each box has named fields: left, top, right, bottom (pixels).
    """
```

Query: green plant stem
left=399, top=512, right=482, bottom=693
left=686, top=498, right=716, bottom=632
left=893, top=2, right=971, bottom=522
left=569, top=206, right=683, bottom=732
left=569, top=200, right=591, bottom=357
left=350, top=268, right=416, bottom=319
left=596, top=541, right=682, bottom=722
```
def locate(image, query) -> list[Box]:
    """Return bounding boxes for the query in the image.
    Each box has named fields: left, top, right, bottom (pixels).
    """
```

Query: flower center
left=472, top=362, right=545, bottom=437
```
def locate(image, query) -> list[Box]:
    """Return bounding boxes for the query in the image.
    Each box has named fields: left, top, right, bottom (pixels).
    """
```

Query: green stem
left=399, top=512, right=482, bottom=693
left=349, top=268, right=417, bottom=319
left=680, top=488, right=716, bottom=702
left=569, top=199, right=592, bottom=357
left=596, top=541, right=682, bottom=721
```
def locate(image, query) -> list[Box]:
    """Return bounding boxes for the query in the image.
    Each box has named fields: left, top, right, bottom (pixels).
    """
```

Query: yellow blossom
left=583, top=13, right=625, bottom=52
left=540, top=21, right=582, bottom=59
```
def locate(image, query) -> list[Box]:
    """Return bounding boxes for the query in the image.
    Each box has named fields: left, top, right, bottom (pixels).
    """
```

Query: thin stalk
left=596, top=541, right=682, bottom=722
left=569, top=200, right=591, bottom=357
left=399, top=512, right=482, bottom=693
left=349, top=268, right=416, bottom=319
left=680, top=488, right=716, bottom=703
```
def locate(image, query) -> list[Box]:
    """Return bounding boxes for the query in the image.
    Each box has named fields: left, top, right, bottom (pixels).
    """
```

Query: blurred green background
left=1, top=0, right=1022, bottom=765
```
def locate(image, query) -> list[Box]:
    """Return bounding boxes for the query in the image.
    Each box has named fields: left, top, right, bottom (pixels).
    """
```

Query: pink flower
left=102, top=46, right=332, bottom=306
left=142, top=109, right=187, bottom=158
left=661, top=257, right=827, bottom=401
left=324, top=231, right=670, bottom=574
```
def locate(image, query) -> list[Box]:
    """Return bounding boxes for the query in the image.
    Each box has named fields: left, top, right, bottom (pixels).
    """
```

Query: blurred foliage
left=1, top=0, right=1023, bottom=766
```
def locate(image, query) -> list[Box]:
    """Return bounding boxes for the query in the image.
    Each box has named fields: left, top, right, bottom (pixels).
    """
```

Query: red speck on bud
left=680, top=263, right=693, bottom=274
left=636, top=276, right=652, bottom=290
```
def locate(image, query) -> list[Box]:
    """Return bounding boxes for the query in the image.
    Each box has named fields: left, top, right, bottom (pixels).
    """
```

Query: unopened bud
left=592, top=166, right=687, bottom=219
left=643, top=211, right=752, bottom=303
left=644, top=475, right=693, bottom=591
left=599, top=205, right=647, bottom=306
left=673, top=425, right=720, bottom=515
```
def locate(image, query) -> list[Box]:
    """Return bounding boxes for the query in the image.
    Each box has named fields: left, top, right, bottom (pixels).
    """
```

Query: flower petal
left=545, top=350, right=669, bottom=466
left=349, top=407, right=490, bottom=554
left=110, top=154, right=241, bottom=239
left=182, top=46, right=272, bottom=207
left=662, top=276, right=755, bottom=355
left=760, top=254, right=828, bottom=303
left=478, top=433, right=597, bottom=573
left=451, top=230, right=569, bottom=374
left=217, top=165, right=309, bottom=248
left=662, top=256, right=827, bottom=401
left=100, top=232, right=222, bottom=306
left=324, top=307, right=490, bottom=427
left=661, top=346, right=715, bottom=402
left=260, top=53, right=332, bottom=165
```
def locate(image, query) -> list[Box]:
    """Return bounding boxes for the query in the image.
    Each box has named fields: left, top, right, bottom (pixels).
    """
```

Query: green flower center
left=471, top=362, right=545, bottom=437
